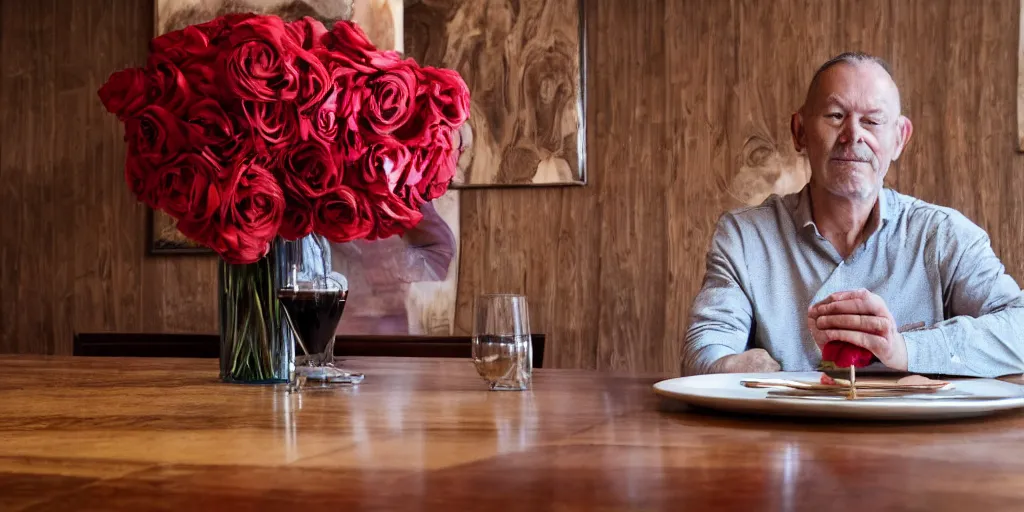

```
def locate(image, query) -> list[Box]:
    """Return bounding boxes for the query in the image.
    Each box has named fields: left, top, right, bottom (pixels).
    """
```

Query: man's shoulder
left=887, top=189, right=989, bottom=242
left=715, top=192, right=795, bottom=231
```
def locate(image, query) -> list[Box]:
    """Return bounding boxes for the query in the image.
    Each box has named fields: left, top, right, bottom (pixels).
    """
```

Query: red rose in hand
left=98, top=68, right=150, bottom=120
left=313, top=185, right=375, bottom=243
left=125, top=105, right=189, bottom=164
left=186, top=99, right=246, bottom=163
left=417, top=66, right=471, bottom=127
left=189, top=160, right=285, bottom=264
left=223, top=15, right=299, bottom=102
left=277, top=139, right=341, bottom=198
left=368, top=191, right=424, bottom=240
left=361, top=58, right=417, bottom=135
left=287, top=17, right=328, bottom=50
left=145, top=55, right=194, bottom=115
left=821, top=341, right=876, bottom=369
left=153, top=152, right=222, bottom=224
left=348, top=138, right=412, bottom=197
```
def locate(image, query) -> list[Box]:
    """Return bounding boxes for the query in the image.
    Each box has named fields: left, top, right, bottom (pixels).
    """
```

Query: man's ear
left=893, top=115, right=914, bottom=161
left=790, top=112, right=806, bottom=153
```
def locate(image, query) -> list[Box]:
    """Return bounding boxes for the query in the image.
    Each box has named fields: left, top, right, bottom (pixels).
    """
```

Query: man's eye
left=827, top=113, right=843, bottom=119
left=863, top=119, right=881, bottom=126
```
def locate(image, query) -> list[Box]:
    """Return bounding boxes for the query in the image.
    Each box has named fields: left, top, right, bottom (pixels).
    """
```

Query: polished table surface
left=2, top=356, right=1024, bottom=511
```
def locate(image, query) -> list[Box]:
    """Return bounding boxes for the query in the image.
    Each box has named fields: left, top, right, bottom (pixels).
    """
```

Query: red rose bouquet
left=98, top=14, right=468, bottom=264
left=98, top=14, right=469, bottom=383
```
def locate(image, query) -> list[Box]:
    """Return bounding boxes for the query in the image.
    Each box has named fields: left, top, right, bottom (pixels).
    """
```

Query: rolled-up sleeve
left=904, top=214, right=1024, bottom=377
left=681, top=214, right=755, bottom=376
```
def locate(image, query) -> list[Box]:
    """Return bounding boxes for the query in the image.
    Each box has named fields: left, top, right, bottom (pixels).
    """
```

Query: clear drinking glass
left=472, top=293, right=532, bottom=390
left=276, top=234, right=364, bottom=387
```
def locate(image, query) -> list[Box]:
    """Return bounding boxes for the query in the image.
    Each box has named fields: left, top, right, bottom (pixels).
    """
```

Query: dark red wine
left=278, top=290, right=347, bottom=359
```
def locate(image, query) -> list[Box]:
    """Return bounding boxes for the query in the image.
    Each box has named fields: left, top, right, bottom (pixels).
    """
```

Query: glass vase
left=218, top=237, right=294, bottom=384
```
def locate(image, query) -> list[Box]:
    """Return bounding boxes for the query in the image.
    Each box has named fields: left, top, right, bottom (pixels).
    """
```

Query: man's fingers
left=815, top=314, right=890, bottom=334
left=822, top=329, right=886, bottom=354
left=824, top=288, right=871, bottom=303
left=811, top=297, right=886, bottom=318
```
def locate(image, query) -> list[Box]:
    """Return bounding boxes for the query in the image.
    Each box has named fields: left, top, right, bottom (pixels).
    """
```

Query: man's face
left=792, top=62, right=911, bottom=200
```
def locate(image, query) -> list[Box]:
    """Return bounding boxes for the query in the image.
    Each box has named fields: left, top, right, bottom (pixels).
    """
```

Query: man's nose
left=837, top=118, right=865, bottom=144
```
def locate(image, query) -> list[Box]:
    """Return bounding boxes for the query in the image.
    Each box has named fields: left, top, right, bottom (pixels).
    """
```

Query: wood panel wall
left=2, top=0, right=1022, bottom=374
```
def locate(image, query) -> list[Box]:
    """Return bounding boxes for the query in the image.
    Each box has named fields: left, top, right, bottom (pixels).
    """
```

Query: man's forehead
left=807, top=61, right=901, bottom=112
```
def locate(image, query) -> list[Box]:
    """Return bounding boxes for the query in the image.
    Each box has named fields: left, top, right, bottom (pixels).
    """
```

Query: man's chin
left=822, top=179, right=876, bottom=201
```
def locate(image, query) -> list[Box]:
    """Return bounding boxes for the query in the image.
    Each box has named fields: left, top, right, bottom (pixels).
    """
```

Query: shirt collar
left=792, top=183, right=895, bottom=232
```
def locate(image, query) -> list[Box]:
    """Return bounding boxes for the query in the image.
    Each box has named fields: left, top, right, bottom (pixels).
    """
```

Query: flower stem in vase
left=218, top=249, right=292, bottom=384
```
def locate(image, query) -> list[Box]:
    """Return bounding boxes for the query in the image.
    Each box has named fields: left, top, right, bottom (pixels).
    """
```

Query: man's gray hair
left=807, top=51, right=901, bottom=111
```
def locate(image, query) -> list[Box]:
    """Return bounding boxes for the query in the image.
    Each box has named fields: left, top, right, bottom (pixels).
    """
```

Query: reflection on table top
left=1, top=355, right=1023, bottom=510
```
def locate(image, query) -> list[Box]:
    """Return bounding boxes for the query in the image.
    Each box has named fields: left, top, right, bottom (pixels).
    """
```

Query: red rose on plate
left=277, top=139, right=341, bottom=198
left=313, top=185, right=375, bottom=243
left=125, top=105, right=189, bottom=164
left=821, top=341, right=876, bottom=369
left=222, top=15, right=300, bottom=102
left=368, top=191, right=424, bottom=240
left=191, top=160, right=285, bottom=264
left=361, top=58, right=417, bottom=135
left=98, top=68, right=150, bottom=120
left=152, top=152, right=222, bottom=224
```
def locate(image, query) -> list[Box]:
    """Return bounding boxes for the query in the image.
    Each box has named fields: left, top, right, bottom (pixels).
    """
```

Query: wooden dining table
left=2, top=355, right=1024, bottom=511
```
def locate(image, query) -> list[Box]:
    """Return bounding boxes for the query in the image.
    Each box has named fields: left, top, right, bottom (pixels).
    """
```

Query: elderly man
left=681, top=52, right=1024, bottom=378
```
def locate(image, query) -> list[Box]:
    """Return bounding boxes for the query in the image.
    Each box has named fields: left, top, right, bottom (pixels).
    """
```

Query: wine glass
left=276, top=234, right=364, bottom=387
left=472, top=293, right=532, bottom=390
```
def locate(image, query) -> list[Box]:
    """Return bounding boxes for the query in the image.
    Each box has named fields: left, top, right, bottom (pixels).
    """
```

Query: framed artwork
left=405, top=0, right=588, bottom=187
left=151, top=0, right=461, bottom=336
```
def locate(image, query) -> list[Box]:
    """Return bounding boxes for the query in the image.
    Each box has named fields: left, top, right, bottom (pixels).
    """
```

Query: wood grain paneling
left=3, top=0, right=1024, bottom=375
left=0, top=0, right=219, bottom=356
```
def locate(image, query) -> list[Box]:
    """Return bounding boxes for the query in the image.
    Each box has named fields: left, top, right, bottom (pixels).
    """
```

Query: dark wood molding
left=73, top=333, right=546, bottom=368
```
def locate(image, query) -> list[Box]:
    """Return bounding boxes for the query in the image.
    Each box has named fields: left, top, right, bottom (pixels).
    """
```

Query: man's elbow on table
left=681, top=344, right=781, bottom=376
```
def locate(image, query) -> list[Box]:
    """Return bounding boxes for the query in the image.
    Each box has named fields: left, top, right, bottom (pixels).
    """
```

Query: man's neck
left=808, top=183, right=881, bottom=259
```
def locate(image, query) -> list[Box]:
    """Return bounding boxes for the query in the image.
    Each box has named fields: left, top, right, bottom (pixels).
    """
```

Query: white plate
left=653, top=372, right=1024, bottom=420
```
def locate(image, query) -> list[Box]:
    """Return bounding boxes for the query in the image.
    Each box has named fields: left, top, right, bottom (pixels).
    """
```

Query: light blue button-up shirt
left=681, top=184, right=1024, bottom=377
